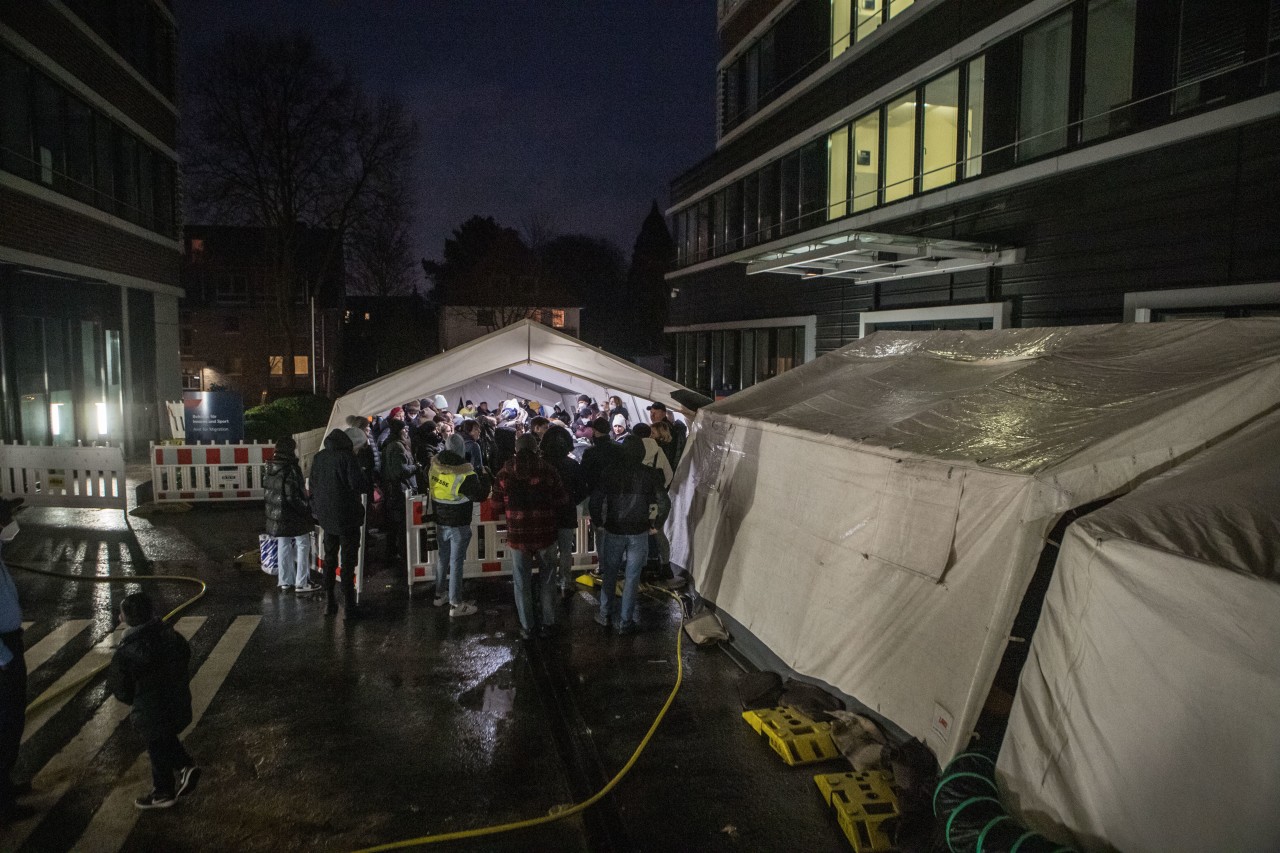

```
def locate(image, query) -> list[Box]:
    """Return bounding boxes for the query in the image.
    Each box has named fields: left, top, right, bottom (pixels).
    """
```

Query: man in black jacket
left=590, top=435, right=662, bottom=634
left=263, top=436, right=318, bottom=594
left=310, top=428, right=369, bottom=619
left=109, top=593, right=199, bottom=810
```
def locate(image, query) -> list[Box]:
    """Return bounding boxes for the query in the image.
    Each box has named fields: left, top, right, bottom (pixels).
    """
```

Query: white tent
left=327, top=319, right=691, bottom=432
left=996, top=408, right=1280, bottom=853
left=666, top=319, right=1280, bottom=763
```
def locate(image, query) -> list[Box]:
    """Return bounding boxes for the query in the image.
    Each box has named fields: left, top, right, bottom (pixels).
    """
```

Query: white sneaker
left=432, top=593, right=448, bottom=607
left=294, top=584, right=321, bottom=594
left=449, top=601, right=478, bottom=618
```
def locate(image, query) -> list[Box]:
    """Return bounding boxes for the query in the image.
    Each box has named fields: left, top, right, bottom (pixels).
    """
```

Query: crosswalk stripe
left=24, top=619, right=92, bottom=673
left=1, top=618, right=206, bottom=850
left=68, top=615, right=261, bottom=853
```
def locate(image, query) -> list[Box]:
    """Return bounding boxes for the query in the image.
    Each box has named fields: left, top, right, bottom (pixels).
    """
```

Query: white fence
left=0, top=442, right=128, bottom=513
left=150, top=441, right=275, bottom=502
left=403, top=495, right=599, bottom=593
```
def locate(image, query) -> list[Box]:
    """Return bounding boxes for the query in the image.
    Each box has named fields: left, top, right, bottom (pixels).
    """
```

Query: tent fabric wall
left=667, top=319, right=1280, bottom=764
left=996, top=411, right=1280, bottom=853
left=327, top=320, right=690, bottom=431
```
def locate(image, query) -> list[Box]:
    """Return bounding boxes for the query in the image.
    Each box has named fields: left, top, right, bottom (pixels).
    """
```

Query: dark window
left=32, top=75, right=64, bottom=188
left=114, top=132, right=139, bottom=220
left=780, top=152, right=801, bottom=235
left=758, top=160, right=781, bottom=242
left=725, top=181, right=744, bottom=251
left=0, top=50, right=32, bottom=178
left=64, top=96, right=95, bottom=204
left=798, top=138, right=826, bottom=229
left=742, top=171, right=760, bottom=246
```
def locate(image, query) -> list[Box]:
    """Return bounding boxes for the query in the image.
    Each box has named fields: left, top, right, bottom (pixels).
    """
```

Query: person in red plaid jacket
left=490, top=434, right=569, bottom=639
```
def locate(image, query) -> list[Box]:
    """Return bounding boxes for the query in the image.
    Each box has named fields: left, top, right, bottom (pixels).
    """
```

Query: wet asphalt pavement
left=1, top=466, right=855, bottom=853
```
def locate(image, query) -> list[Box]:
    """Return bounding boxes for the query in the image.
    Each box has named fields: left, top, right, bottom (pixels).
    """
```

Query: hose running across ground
left=352, top=583, right=689, bottom=853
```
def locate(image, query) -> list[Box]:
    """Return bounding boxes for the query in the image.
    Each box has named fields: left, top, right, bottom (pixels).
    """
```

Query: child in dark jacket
left=108, top=593, right=200, bottom=810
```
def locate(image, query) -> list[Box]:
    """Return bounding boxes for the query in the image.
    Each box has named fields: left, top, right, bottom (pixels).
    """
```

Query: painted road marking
left=1, top=618, right=206, bottom=850
left=24, top=619, right=92, bottom=672
left=68, top=615, right=261, bottom=853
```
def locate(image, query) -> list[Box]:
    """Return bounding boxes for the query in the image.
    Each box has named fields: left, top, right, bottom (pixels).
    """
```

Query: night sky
left=176, top=1, right=719, bottom=268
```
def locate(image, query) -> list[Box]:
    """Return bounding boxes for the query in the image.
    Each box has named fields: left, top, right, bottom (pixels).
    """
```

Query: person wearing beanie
left=491, top=432, right=569, bottom=639
left=309, top=428, right=369, bottom=620
left=610, top=413, right=628, bottom=442
left=263, top=437, right=318, bottom=594
left=589, top=434, right=663, bottom=634
left=581, top=415, right=621, bottom=498
left=426, top=433, right=491, bottom=617
left=108, top=592, right=199, bottom=809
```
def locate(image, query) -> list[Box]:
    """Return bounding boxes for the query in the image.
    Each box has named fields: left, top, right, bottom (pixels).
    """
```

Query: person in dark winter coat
left=309, top=428, right=369, bottom=619
left=427, top=434, right=491, bottom=617
left=539, top=426, right=588, bottom=597
left=490, top=434, right=568, bottom=638
left=590, top=435, right=662, bottom=634
left=580, top=417, right=622, bottom=495
left=263, top=436, right=318, bottom=594
left=380, top=418, right=420, bottom=567
left=0, top=498, right=31, bottom=823
left=109, top=593, right=200, bottom=809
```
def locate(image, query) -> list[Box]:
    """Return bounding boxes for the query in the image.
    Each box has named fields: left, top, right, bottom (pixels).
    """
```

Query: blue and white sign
left=183, top=391, right=245, bottom=442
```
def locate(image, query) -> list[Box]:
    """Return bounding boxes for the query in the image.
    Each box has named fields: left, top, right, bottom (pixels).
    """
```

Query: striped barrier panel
left=0, top=442, right=127, bottom=515
left=151, top=442, right=275, bottom=502
left=404, top=495, right=599, bottom=593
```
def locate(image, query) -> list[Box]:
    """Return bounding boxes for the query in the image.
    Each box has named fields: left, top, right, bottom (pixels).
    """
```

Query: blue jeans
left=511, top=544, right=558, bottom=631
left=547, top=527, right=576, bottom=592
left=276, top=534, right=311, bottom=587
left=599, top=531, right=647, bottom=628
left=435, top=525, right=472, bottom=605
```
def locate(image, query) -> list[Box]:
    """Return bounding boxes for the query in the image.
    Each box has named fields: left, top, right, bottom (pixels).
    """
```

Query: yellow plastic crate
left=813, top=770, right=899, bottom=853
left=741, top=707, right=840, bottom=766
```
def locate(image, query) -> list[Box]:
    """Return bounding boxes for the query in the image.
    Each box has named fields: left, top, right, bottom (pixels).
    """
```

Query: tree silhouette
left=183, top=30, right=419, bottom=387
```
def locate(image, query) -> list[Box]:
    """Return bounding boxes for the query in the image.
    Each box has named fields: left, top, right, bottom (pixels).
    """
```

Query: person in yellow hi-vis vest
left=427, top=434, right=492, bottom=617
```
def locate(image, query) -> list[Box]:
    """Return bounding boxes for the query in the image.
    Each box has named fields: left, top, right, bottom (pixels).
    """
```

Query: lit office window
left=856, top=0, right=884, bottom=43
left=293, top=356, right=309, bottom=376
left=1018, top=11, right=1072, bottom=161
left=828, top=124, right=850, bottom=219
left=965, top=56, right=986, bottom=177
left=832, top=0, right=853, bottom=58
left=884, top=94, right=917, bottom=202
left=269, top=356, right=284, bottom=376
left=852, top=110, right=880, bottom=212
left=922, top=70, right=960, bottom=191
left=889, top=0, right=915, bottom=20
left=1082, top=0, right=1137, bottom=141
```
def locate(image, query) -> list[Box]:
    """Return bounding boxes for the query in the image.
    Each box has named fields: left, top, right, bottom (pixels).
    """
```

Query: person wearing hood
left=540, top=426, right=589, bottom=599
left=0, top=498, right=33, bottom=823
left=263, top=436, right=319, bottom=594
left=310, top=428, right=369, bottom=619
left=590, top=435, right=662, bottom=634
left=380, top=418, right=420, bottom=568
left=427, top=434, right=491, bottom=617
left=491, top=434, right=569, bottom=639
left=108, top=592, right=199, bottom=810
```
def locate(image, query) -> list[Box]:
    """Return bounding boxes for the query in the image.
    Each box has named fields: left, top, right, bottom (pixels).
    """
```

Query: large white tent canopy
left=327, top=319, right=692, bottom=432
left=997, top=408, right=1280, bottom=853
left=667, top=319, right=1280, bottom=763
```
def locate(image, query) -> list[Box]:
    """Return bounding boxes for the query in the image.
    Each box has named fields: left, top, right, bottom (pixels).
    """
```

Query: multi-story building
left=667, top=0, right=1280, bottom=398
left=0, top=0, right=181, bottom=450
left=179, top=226, right=343, bottom=409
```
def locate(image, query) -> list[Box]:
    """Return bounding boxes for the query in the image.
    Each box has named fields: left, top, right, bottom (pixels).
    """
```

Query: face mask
left=0, top=520, right=18, bottom=543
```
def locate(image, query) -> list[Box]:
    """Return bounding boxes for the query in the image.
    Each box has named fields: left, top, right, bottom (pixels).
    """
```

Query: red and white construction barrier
left=151, top=442, right=275, bottom=502
left=403, top=495, right=599, bottom=593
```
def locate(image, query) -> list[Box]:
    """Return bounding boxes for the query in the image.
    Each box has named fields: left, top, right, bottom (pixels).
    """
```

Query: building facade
left=180, top=226, right=343, bottom=409
left=667, top=0, right=1280, bottom=398
left=0, top=0, right=181, bottom=450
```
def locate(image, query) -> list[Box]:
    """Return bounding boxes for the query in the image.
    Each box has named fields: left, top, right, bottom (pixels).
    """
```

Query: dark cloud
left=176, top=0, right=717, bottom=261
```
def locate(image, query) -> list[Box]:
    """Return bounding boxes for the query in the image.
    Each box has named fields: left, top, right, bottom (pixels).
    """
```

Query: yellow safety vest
left=430, top=469, right=467, bottom=504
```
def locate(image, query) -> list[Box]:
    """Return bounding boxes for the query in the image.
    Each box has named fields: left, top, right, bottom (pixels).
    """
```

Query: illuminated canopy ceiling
left=744, top=229, right=1022, bottom=284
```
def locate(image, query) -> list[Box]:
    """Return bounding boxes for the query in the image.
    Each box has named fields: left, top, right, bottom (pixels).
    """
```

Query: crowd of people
left=263, top=392, right=689, bottom=638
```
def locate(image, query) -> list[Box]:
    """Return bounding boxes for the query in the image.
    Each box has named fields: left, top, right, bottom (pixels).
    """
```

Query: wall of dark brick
left=0, top=2, right=176, bottom=146
left=0, top=185, right=179, bottom=286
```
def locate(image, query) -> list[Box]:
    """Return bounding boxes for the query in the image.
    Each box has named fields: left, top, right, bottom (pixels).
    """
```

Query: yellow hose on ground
left=352, top=585, right=688, bottom=853
left=9, top=560, right=208, bottom=717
